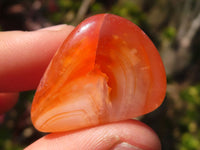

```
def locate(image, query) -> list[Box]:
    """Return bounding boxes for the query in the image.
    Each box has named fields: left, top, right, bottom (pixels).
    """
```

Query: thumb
left=25, top=120, right=161, bottom=150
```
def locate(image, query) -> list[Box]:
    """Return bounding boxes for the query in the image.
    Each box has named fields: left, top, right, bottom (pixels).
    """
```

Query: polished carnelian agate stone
left=31, top=14, right=166, bottom=132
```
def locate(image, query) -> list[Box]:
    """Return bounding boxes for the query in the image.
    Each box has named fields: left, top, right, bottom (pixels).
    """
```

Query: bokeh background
left=0, top=0, right=200, bottom=150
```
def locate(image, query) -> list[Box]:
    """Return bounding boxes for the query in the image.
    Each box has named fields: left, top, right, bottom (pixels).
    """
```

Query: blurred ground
left=0, top=0, right=200, bottom=150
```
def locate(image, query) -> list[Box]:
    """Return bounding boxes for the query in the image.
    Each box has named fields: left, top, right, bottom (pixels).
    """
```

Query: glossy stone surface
left=31, top=14, right=166, bottom=132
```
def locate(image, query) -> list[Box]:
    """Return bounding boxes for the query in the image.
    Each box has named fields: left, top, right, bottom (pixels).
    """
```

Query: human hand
left=0, top=25, right=161, bottom=150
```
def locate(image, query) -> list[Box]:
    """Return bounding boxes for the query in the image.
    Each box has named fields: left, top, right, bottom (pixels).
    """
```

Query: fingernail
left=38, top=24, right=68, bottom=31
left=111, top=142, right=143, bottom=150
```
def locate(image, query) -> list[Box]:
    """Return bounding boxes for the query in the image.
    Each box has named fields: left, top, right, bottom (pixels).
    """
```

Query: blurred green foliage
left=90, top=2, right=104, bottom=14
left=178, top=85, right=200, bottom=150
left=110, top=1, right=146, bottom=26
left=162, top=27, right=176, bottom=41
left=0, top=0, right=200, bottom=150
left=47, top=0, right=80, bottom=24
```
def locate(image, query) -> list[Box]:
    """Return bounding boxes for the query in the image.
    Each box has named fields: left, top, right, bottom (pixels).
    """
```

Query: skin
left=0, top=92, right=19, bottom=114
left=0, top=25, right=161, bottom=150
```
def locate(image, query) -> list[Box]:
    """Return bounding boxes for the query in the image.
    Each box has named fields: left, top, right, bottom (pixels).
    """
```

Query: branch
left=180, top=12, right=200, bottom=49
left=177, top=0, right=192, bottom=41
left=192, top=0, right=200, bottom=18
left=174, top=12, right=200, bottom=74
left=161, top=0, right=200, bottom=75
left=72, top=0, right=94, bottom=25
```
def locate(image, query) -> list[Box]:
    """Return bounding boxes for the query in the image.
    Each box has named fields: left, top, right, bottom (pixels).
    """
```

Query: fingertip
left=25, top=120, right=161, bottom=150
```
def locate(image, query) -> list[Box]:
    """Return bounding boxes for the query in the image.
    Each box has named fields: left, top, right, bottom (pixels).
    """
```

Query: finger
left=25, top=120, right=161, bottom=150
left=0, top=25, right=74, bottom=92
left=0, top=92, right=19, bottom=114
left=0, top=114, right=4, bottom=124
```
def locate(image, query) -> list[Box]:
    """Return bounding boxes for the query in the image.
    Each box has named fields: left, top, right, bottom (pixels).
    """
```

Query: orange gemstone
left=31, top=14, right=166, bottom=132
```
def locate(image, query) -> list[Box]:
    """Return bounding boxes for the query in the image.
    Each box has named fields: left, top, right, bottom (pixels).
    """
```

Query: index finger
left=0, top=25, right=74, bottom=92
